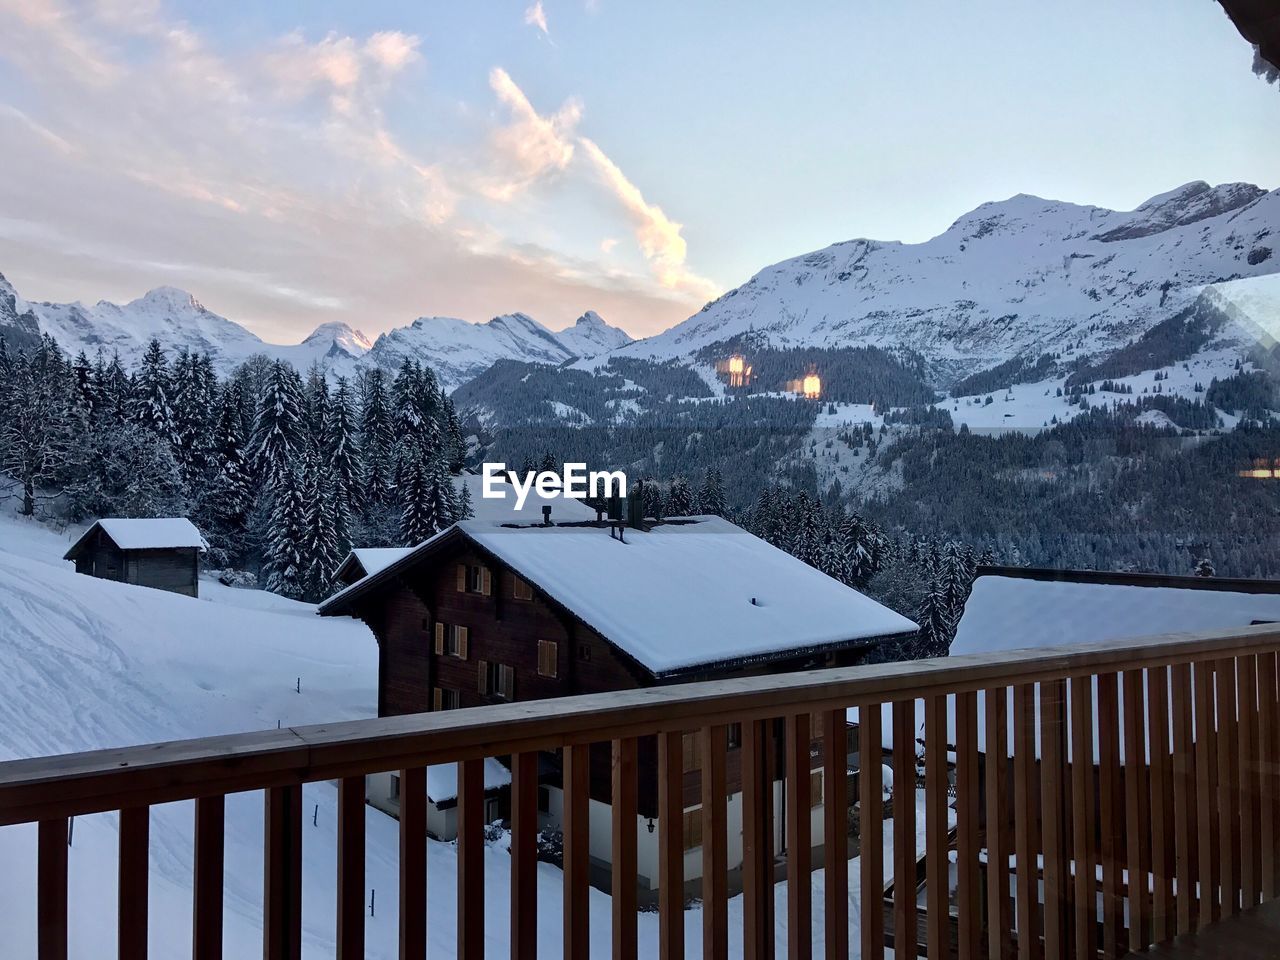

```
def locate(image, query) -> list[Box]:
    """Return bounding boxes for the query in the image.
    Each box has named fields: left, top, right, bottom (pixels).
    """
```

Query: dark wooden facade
left=65, top=526, right=200, bottom=598
left=340, top=534, right=879, bottom=818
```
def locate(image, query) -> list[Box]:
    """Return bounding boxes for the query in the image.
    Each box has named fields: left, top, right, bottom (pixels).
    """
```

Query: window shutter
left=481, top=567, right=492, bottom=596
left=810, top=771, right=823, bottom=808
left=456, top=563, right=466, bottom=592
left=500, top=665, right=515, bottom=700
left=514, top=577, right=533, bottom=601
left=683, top=807, right=702, bottom=850
left=434, top=622, right=445, bottom=655
left=432, top=688, right=442, bottom=711
left=537, top=640, right=557, bottom=678
left=458, top=625, right=469, bottom=659
left=477, top=660, right=488, bottom=695
left=683, top=733, right=701, bottom=774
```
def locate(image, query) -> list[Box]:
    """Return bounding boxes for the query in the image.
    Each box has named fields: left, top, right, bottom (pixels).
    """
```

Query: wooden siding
left=71, top=528, right=199, bottom=597
left=354, top=540, right=851, bottom=817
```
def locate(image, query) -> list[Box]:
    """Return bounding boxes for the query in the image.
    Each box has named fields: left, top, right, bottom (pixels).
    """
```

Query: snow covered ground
left=0, top=509, right=929, bottom=957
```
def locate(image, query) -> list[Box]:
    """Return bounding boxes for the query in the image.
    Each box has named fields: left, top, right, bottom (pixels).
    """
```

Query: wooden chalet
left=63, top=518, right=207, bottom=598
left=319, top=514, right=918, bottom=894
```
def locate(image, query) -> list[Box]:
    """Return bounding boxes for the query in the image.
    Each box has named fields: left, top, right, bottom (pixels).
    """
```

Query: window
left=390, top=774, right=401, bottom=801
left=537, top=640, right=558, bottom=678
left=577, top=642, right=591, bottom=662
left=433, top=687, right=460, bottom=711
left=434, top=622, right=469, bottom=659
left=683, top=807, right=702, bottom=851
left=513, top=576, right=534, bottom=601
left=478, top=660, right=515, bottom=700
left=456, top=563, right=491, bottom=596
left=727, top=723, right=742, bottom=750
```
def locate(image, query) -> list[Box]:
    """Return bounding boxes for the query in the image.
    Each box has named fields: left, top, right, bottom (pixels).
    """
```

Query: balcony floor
left=1145, top=900, right=1280, bottom=959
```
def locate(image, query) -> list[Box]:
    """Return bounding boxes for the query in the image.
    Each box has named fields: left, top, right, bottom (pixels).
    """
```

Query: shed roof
left=64, top=518, right=208, bottom=559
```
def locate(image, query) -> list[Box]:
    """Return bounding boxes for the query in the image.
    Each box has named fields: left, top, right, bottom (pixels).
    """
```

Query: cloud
left=482, top=67, right=581, bottom=200
left=524, top=1, right=549, bottom=36
left=0, top=5, right=708, bottom=340
left=600, top=237, right=619, bottom=253
left=577, top=137, right=719, bottom=299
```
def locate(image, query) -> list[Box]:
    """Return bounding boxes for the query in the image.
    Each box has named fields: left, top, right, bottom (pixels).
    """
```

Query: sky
left=0, top=1, right=1276, bottom=344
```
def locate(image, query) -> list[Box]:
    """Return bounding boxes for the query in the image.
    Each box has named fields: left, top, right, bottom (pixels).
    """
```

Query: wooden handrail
left=5, top=622, right=1280, bottom=960
left=2, top=623, right=1279, bottom=826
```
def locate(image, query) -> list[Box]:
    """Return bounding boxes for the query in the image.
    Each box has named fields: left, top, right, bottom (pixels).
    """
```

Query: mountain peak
left=302, top=321, right=372, bottom=358
left=1094, top=181, right=1265, bottom=242
left=129, top=286, right=203, bottom=312
left=555, top=310, right=632, bottom=358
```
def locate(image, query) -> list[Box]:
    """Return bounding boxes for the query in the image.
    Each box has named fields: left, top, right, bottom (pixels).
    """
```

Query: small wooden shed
left=64, top=518, right=207, bottom=597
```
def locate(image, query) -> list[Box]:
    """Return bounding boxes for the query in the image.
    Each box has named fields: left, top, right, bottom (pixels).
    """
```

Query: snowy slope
left=0, top=510, right=932, bottom=957
left=603, top=181, right=1280, bottom=384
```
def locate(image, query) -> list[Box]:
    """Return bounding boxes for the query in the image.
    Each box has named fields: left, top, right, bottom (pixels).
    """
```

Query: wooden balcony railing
left=2, top=623, right=1279, bottom=958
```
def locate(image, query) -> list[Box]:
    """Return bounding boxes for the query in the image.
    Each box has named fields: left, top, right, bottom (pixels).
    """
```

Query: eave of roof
left=976, top=565, right=1280, bottom=596
left=1219, top=0, right=1280, bottom=71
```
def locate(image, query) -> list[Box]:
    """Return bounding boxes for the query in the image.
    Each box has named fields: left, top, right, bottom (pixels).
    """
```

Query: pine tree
left=263, top=462, right=307, bottom=599
left=1194, top=556, right=1215, bottom=578
left=132, top=339, right=176, bottom=443
left=456, top=476, right=474, bottom=519
left=301, top=452, right=341, bottom=601
left=697, top=466, right=726, bottom=516
left=207, top=384, right=254, bottom=546
left=399, top=456, right=434, bottom=544
left=358, top=367, right=395, bottom=509
left=666, top=475, right=694, bottom=516
left=327, top=377, right=363, bottom=514
left=171, top=350, right=216, bottom=491
left=1, top=338, right=74, bottom=516
left=251, top=360, right=305, bottom=491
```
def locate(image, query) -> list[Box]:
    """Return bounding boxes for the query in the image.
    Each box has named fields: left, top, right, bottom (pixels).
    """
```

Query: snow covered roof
left=65, top=518, right=208, bottom=558
left=350, top=548, right=414, bottom=579
left=455, top=473, right=598, bottom=525
left=952, top=567, right=1280, bottom=657
left=425, top=758, right=511, bottom=806
left=321, top=516, right=917, bottom=676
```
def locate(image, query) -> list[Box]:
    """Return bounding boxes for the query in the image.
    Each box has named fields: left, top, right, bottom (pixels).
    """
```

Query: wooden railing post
left=821, top=710, right=848, bottom=960
left=399, top=766, right=428, bottom=960
left=924, top=696, right=950, bottom=959
left=1040, top=678, right=1067, bottom=960
left=657, top=730, right=684, bottom=960
left=985, top=688, right=1012, bottom=960
left=742, top=719, right=774, bottom=960
left=955, top=691, right=980, bottom=960
left=563, top=744, right=590, bottom=960
left=1069, top=676, right=1097, bottom=960
left=612, top=739, right=638, bottom=960
left=858, top=705, right=884, bottom=960
left=457, top=758, right=485, bottom=960
left=510, top=753, right=538, bottom=960
left=192, top=795, right=225, bottom=960
left=701, top=725, right=728, bottom=959
left=37, top=818, right=68, bottom=960
left=1098, top=673, right=1122, bottom=958
left=336, top=776, right=365, bottom=959
left=263, top=784, right=302, bottom=960
left=1012, top=683, right=1040, bottom=960
left=1122, top=668, right=1149, bottom=952
left=891, top=701, right=916, bottom=960
left=785, top=713, right=813, bottom=960
left=118, top=805, right=150, bottom=960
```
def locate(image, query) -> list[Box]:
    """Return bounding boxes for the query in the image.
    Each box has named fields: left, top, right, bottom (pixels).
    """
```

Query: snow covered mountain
left=0, top=270, right=627, bottom=390
left=0, top=271, right=47, bottom=355
left=364, top=311, right=574, bottom=389
left=602, top=181, right=1280, bottom=385
left=553, top=310, right=634, bottom=359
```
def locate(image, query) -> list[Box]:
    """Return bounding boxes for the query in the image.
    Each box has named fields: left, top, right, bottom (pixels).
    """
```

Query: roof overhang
left=1219, top=0, right=1280, bottom=72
